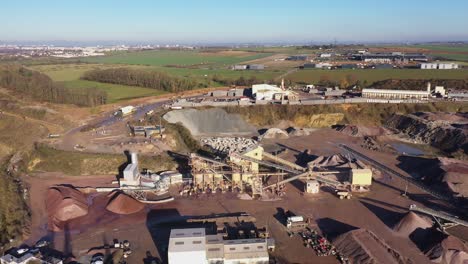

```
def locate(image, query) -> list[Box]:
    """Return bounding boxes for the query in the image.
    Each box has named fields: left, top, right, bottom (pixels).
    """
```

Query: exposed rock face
left=163, top=108, right=257, bottom=137
left=398, top=156, right=468, bottom=198
left=385, top=112, right=468, bottom=154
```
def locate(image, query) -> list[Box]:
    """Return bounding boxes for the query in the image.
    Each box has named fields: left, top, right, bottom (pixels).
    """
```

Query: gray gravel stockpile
left=163, top=108, right=257, bottom=137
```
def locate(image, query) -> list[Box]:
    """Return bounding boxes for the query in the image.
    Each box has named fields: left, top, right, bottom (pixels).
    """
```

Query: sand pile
left=287, top=127, right=317, bottom=137
left=259, top=128, right=289, bottom=140
left=47, top=186, right=89, bottom=231
left=106, top=191, right=145, bottom=215
left=163, top=108, right=256, bottom=136
left=333, top=229, right=404, bottom=264
left=426, top=236, right=468, bottom=264
left=393, top=212, right=433, bottom=237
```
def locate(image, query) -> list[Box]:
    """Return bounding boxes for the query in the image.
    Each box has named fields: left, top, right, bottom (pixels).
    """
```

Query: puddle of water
left=390, top=142, right=426, bottom=156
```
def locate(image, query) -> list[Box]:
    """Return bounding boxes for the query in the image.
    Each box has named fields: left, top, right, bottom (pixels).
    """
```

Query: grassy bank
left=224, top=102, right=468, bottom=127
left=63, top=80, right=166, bottom=103
left=28, top=144, right=177, bottom=175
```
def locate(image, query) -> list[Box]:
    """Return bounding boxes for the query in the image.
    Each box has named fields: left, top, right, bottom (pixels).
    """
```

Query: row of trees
left=211, top=75, right=264, bottom=87
left=82, top=68, right=198, bottom=93
left=0, top=65, right=107, bottom=106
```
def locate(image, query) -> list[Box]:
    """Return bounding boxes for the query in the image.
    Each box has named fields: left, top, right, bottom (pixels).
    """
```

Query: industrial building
left=351, top=53, right=428, bottom=63
left=349, top=169, right=373, bottom=191
left=231, top=64, right=265, bottom=70
left=122, top=153, right=140, bottom=186
left=232, top=65, right=248, bottom=70
left=168, top=228, right=270, bottom=264
left=118, top=105, right=136, bottom=116
left=248, top=64, right=265, bottom=70
left=251, top=84, right=294, bottom=101
left=190, top=145, right=264, bottom=193
left=420, top=63, right=459, bottom=69
left=362, top=88, right=430, bottom=100
left=168, top=228, right=207, bottom=264
left=286, top=55, right=309, bottom=61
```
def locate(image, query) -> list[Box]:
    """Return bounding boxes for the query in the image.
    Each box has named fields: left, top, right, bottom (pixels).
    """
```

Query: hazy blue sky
left=2, top=0, right=468, bottom=43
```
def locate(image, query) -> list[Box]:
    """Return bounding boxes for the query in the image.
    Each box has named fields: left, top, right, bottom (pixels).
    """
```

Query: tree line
left=0, top=65, right=107, bottom=107
left=82, top=68, right=198, bottom=93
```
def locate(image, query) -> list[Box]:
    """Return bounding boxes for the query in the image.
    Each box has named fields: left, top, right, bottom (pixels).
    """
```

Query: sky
left=2, top=0, right=468, bottom=44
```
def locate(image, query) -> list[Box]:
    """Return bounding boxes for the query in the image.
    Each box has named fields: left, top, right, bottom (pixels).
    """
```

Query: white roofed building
left=168, top=228, right=270, bottom=264
left=168, top=228, right=207, bottom=264
left=362, top=88, right=430, bottom=100
left=251, top=84, right=293, bottom=101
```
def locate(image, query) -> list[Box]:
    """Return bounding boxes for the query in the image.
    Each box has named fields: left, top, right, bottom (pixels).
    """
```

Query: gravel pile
left=163, top=108, right=257, bottom=137
left=47, top=186, right=89, bottom=231
left=201, top=137, right=258, bottom=154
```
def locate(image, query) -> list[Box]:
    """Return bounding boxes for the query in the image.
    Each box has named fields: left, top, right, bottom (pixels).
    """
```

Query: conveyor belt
left=262, top=152, right=306, bottom=172
left=410, top=204, right=468, bottom=227
left=233, top=154, right=302, bottom=174
left=339, top=144, right=454, bottom=203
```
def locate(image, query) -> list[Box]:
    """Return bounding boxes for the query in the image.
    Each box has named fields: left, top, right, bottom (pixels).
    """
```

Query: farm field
left=287, top=69, right=468, bottom=84
left=62, top=80, right=166, bottom=103
left=83, top=50, right=274, bottom=67
left=29, top=63, right=154, bottom=82
left=381, top=44, right=468, bottom=62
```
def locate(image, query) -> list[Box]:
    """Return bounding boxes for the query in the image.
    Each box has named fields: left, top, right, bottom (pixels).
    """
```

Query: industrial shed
left=168, top=228, right=207, bottom=264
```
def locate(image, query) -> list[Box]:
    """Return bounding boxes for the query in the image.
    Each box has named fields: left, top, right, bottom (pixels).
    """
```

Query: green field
left=83, top=50, right=273, bottom=67
left=388, top=44, right=468, bottom=62
left=287, top=69, right=468, bottom=84
left=62, top=80, right=166, bottom=103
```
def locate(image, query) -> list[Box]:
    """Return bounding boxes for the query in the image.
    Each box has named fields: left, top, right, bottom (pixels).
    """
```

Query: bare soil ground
left=22, top=128, right=450, bottom=263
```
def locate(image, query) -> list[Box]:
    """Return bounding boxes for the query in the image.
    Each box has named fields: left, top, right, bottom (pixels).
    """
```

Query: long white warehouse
left=362, top=88, right=430, bottom=100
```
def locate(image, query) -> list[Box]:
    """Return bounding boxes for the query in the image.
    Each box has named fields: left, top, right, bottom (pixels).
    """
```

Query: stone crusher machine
left=233, top=152, right=349, bottom=199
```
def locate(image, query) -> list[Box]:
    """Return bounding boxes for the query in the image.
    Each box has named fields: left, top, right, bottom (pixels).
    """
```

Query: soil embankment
left=386, top=112, right=468, bottom=155
left=398, top=156, right=468, bottom=198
